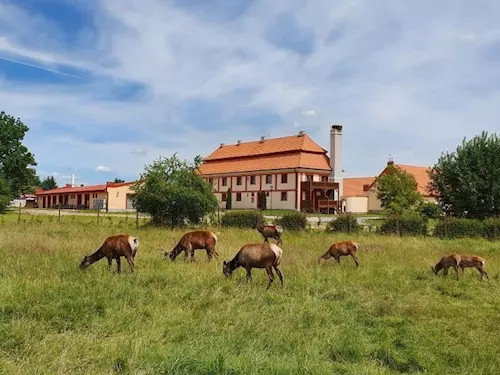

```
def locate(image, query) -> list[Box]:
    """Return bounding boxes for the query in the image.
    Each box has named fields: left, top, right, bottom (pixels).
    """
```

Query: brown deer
left=162, top=230, right=218, bottom=262
left=222, top=242, right=283, bottom=289
left=431, top=253, right=489, bottom=280
left=256, top=221, right=283, bottom=245
left=79, top=234, right=139, bottom=273
left=318, top=240, right=360, bottom=267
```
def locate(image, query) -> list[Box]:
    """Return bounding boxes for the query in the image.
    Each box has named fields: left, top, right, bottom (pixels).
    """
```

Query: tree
left=40, top=176, right=57, bottom=190
left=131, top=153, right=217, bottom=227
left=226, top=188, right=232, bottom=209
left=374, top=164, right=423, bottom=213
left=113, top=178, right=125, bottom=183
left=0, top=176, right=11, bottom=213
left=428, top=131, right=500, bottom=218
left=0, top=111, right=38, bottom=197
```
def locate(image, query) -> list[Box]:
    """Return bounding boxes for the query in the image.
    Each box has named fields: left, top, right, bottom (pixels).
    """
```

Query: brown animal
left=222, top=242, right=283, bottom=289
left=256, top=221, right=283, bottom=245
left=318, top=240, right=360, bottom=267
left=162, top=230, right=218, bottom=262
left=431, top=253, right=489, bottom=280
left=79, top=234, right=139, bottom=273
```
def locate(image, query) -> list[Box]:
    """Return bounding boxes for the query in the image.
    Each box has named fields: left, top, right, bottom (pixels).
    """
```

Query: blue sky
left=1, top=0, right=500, bottom=186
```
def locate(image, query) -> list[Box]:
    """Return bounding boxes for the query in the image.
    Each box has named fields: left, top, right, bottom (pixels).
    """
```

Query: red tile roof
left=35, top=181, right=136, bottom=196
left=342, top=177, right=375, bottom=197
left=198, top=133, right=332, bottom=175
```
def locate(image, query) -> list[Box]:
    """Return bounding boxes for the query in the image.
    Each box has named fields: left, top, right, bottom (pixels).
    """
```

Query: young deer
left=431, top=253, right=489, bottom=280
left=222, top=242, right=284, bottom=290
left=79, top=234, right=139, bottom=273
left=162, top=230, right=219, bottom=262
left=255, top=222, right=283, bottom=245
left=318, top=240, right=360, bottom=267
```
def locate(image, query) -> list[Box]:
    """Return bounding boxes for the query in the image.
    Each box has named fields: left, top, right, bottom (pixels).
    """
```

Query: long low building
left=35, top=181, right=137, bottom=211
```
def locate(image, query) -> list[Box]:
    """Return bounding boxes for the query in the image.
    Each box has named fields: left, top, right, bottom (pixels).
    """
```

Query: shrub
left=483, top=217, right=500, bottom=240
left=326, top=213, right=361, bottom=233
left=379, top=213, right=429, bottom=236
left=226, top=188, right=232, bottom=210
left=419, top=202, right=443, bottom=219
left=221, top=211, right=263, bottom=228
left=258, top=191, right=267, bottom=210
left=276, top=211, right=307, bottom=231
left=434, top=218, right=484, bottom=239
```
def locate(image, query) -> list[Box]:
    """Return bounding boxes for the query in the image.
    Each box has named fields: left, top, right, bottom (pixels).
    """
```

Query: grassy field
left=1, top=217, right=500, bottom=374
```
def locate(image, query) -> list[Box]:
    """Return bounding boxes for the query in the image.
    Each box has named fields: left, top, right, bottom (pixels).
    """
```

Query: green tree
left=0, top=111, right=38, bottom=197
left=113, top=178, right=125, bottom=183
left=374, top=164, right=423, bottom=213
left=0, top=176, right=11, bottom=213
left=40, top=176, right=57, bottom=190
left=131, top=153, right=217, bottom=227
left=226, top=188, right=232, bottom=209
left=428, top=131, right=500, bottom=218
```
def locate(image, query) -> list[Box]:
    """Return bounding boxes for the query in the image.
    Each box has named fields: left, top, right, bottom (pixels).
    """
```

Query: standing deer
left=318, top=240, right=360, bottom=267
left=79, top=234, right=139, bottom=273
left=431, top=253, right=489, bottom=280
left=256, top=221, right=283, bottom=245
left=222, top=242, right=284, bottom=290
left=162, top=230, right=219, bottom=262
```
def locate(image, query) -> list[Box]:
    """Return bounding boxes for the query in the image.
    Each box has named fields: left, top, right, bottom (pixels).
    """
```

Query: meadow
left=1, top=214, right=500, bottom=375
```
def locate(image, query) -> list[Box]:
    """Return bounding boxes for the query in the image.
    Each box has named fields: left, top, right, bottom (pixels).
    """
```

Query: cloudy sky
left=1, top=0, right=499, bottom=185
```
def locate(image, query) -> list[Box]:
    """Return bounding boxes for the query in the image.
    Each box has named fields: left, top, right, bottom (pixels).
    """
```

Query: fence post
left=58, top=204, right=61, bottom=223
left=97, top=206, right=100, bottom=225
left=136, top=210, right=139, bottom=229
left=17, top=202, right=21, bottom=224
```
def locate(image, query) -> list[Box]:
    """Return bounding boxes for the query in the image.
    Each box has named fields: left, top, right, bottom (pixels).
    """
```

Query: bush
left=258, top=191, right=267, bottom=210
left=221, top=211, right=263, bottom=228
left=419, top=202, right=443, bottom=219
left=276, top=211, right=307, bottom=231
left=483, top=217, right=500, bottom=240
left=326, top=213, right=361, bottom=233
left=434, top=218, right=484, bottom=239
left=379, top=213, right=429, bottom=236
left=226, top=188, right=232, bottom=210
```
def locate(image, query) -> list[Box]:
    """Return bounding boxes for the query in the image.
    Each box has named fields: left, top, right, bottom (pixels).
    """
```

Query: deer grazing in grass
left=431, top=253, right=489, bottom=280
left=222, top=242, right=284, bottom=290
left=79, top=234, right=139, bottom=273
left=318, top=240, right=360, bottom=267
left=255, top=221, right=283, bottom=245
left=162, top=230, right=219, bottom=262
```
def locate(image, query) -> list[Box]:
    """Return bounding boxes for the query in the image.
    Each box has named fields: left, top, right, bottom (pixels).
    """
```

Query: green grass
left=1, top=219, right=500, bottom=374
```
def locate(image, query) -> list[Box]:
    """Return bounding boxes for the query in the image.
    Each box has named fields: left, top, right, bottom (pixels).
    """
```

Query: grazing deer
left=431, top=253, right=489, bottom=280
left=162, top=230, right=218, bottom=262
left=256, top=221, right=283, bottom=245
left=79, top=234, right=139, bottom=273
left=318, top=240, right=360, bottom=267
left=222, top=242, right=284, bottom=290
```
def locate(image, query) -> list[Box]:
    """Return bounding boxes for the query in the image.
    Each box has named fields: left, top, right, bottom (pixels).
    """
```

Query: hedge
left=326, top=213, right=360, bottom=233
left=433, top=218, right=484, bottom=239
left=483, top=217, right=500, bottom=240
left=276, top=211, right=307, bottom=231
left=221, top=211, right=263, bottom=228
left=379, top=213, right=429, bottom=236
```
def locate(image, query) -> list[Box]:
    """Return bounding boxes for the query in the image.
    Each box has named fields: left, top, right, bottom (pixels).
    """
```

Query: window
left=236, top=193, right=242, bottom=201
left=266, top=175, right=272, bottom=184
left=281, top=192, right=287, bottom=201
left=281, top=174, right=288, bottom=184
left=250, top=176, right=256, bottom=185
left=208, top=178, right=213, bottom=185
left=306, top=175, right=313, bottom=181
left=236, top=176, right=242, bottom=185
left=221, top=192, right=227, bottom=201
left=322, top=175, right=328, bottom=182
left=222, top=177, right=227, bottom=186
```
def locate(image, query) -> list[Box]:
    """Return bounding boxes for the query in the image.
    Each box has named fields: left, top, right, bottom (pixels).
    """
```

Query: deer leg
left=336, top=255, right=341, bottom=265
left=125, top=254, right=135, bottom=273
left=116, top=257, right=121, bottom=274
left=205, top=248, right=212, bottom=261
left=107, top=257, right=112, bottom=272
left=351, top=253, right=360, bottom=267
left=265, top=267, right=274, bottom=290
left=245, top=267, right=252, bottom=283
left=443, top=267, right=449, bottom=277
left=477, top=267, right=489, bottom=281
left=273, top=265, right=283, bottom=287
left=452, top=265, right=459, bottom=280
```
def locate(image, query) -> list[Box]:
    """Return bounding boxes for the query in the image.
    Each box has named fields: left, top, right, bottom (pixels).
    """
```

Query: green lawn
left=1, top=219, right=499, bottom=374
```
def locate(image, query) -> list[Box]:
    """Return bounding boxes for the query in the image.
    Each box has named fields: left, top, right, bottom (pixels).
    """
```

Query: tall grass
left=1, top=219, right=500, bottom=374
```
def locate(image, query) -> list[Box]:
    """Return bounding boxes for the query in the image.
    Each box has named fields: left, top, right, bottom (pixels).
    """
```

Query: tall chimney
left=330, top=125, right=343, bottom=199
left=71, top=173, right=75, bottom=188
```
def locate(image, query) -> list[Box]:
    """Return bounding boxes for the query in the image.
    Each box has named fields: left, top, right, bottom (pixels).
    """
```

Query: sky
left=1, top=0, right=500, bottom=186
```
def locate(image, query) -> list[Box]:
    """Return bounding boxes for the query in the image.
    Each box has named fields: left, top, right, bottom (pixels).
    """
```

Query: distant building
left=10, top=194, right=36, bottom=209
left=197, top=125, right=344, bottom=213
left=34, top=181, right=137, bottom=211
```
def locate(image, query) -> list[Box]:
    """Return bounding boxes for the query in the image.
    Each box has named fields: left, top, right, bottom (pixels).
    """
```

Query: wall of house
left=344, top=196, right=369, bottom=213
left=265, top=191, right=296, bottom=210
left=107, top=184, right=135, bottom=211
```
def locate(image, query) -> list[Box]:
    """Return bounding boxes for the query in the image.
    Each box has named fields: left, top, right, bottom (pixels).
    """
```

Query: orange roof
left=342, top=177, right=375, bottom=197
left=198, top=132, right=332, bottom=175
left=368, top=163, right=433, bottom=196
left=35, top=181, right=136, bottom=196
left=204, top=133, right=327, bottom=161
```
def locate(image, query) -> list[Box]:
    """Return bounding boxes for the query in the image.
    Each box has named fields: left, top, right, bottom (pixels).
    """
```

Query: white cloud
left=95, top=165, right=111, bottom=173
left=0, top=0, right=500, bottom=181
